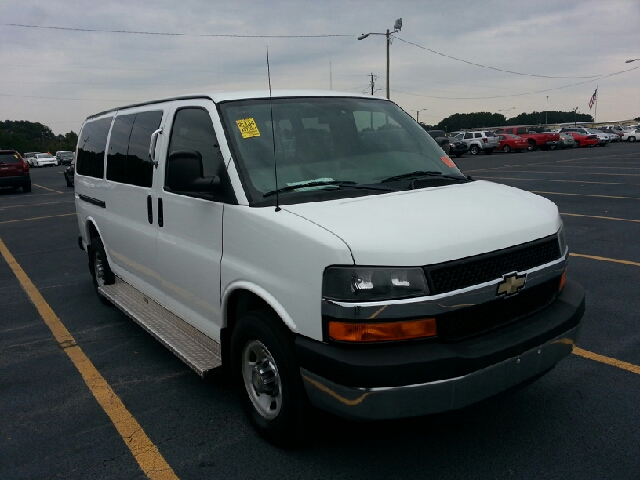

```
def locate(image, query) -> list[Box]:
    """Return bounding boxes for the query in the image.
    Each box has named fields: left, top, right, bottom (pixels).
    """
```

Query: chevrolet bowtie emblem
left=497, top=273, right=526, bottom=296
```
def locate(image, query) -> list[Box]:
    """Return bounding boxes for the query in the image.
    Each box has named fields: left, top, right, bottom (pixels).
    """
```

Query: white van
left=74, top=91, right=585, bottom=446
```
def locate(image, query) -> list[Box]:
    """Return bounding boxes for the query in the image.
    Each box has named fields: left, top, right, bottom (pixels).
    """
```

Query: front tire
left=629, top=136, right=636, bottom=142
left=528, top=140, right=536, bottom=151
left=89, top=236, right=115, bottom=305
left=574, top=141, right=580, bottom=148
left=231, top=310, right=311, bottom=447
left=502, top=145, right=511, bottom=153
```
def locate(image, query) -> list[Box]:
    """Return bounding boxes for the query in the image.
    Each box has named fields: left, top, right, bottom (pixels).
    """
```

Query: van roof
left=86, top=90, right=380, bottom=120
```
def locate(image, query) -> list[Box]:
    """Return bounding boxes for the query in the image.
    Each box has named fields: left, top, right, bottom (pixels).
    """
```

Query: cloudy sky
left=1, top=0, right=639, bottom=134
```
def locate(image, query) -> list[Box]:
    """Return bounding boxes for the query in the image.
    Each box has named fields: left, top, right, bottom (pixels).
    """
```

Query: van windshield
left=219, top=97, right=463, bottom=205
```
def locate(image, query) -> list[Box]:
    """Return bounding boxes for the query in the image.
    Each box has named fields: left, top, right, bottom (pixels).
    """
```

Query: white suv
left=455, top=131, right=500, bottom=155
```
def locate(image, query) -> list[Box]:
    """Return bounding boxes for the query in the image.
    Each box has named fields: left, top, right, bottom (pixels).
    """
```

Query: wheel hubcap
left=242, top=340, right=282, bottom=419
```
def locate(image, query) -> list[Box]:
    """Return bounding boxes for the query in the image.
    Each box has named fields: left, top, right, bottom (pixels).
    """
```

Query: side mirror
left=166, top=150, right=220, bottom=194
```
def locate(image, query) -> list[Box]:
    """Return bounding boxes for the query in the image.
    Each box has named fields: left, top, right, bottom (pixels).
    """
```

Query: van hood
left=283, top=180, right=560, bottom=266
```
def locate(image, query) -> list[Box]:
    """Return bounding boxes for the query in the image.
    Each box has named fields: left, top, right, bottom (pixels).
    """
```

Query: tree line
left=421, top=110, right=596, bottom=133
left=0, top=120, right=78, bottom=154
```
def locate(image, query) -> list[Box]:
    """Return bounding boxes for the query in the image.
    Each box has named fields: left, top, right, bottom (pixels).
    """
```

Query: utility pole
left=358, top=18, right=402, bottom=101
left=386, top=29, right=391, bottom=100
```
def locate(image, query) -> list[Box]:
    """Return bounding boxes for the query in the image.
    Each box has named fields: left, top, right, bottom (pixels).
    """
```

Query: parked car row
left=20, top=150, right=75, bottom=167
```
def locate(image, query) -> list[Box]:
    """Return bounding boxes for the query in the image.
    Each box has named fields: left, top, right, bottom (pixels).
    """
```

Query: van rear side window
left=107, top=111, right=162, bottom=187
left=77, top=117, right=112, bottom=179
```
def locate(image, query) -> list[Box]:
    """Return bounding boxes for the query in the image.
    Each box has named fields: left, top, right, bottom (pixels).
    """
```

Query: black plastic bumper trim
left=295, top=279, right=585, bottom=388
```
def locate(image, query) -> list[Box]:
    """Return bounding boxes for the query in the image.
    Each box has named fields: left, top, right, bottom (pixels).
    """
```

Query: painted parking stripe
left=475, top=176, right=633, bottom=186
left=561, top=213, right=640, bottom=223
left=0, top=213, right=76, bottom=224
left=573, top=347, right=640, bottom=375
left=0, top=238, right=180, bottom=480
left=32, top=183, right=64, bottom=194
left=570, top=253, right=640, bottom=267
left=0, top=200, right=76, bottom=209
left=530, top=191, right=640, bottom=200
left=475, top=170, right=640, bottom=177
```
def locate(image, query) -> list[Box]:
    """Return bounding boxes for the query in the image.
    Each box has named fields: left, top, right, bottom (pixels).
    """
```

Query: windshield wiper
left=381, top=170, right=468, bottom=183
left=263, top=180, right=395, bottom=198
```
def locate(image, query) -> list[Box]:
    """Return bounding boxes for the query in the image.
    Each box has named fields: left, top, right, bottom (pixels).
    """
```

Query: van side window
left=166, top=108, right=221, bottom=181
left=77, top=117, right=112, bottom=178
left=106, top=111, right=162, bottom=187
left=127, top=111, right=163, bottom=187
left=107, top=115, right=134, bottom=184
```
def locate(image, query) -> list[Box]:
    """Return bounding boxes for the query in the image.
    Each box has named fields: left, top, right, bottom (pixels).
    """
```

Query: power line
left=394, top=36, right=631, bottom=80
left=391, top=65, right=639, bottom=100
left=0, top=23, right=352, bottom=38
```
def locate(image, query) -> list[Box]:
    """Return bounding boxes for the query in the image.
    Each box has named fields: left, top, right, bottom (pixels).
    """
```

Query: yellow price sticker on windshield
left=236, top=118, right=261, bottom=138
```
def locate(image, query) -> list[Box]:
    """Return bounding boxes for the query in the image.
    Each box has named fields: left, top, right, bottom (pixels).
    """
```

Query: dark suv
left=423, top=129, right=451, bottom=155
left=0, top=149, right=31, bottom=192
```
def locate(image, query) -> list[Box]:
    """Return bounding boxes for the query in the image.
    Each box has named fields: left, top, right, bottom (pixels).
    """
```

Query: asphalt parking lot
left=1, top=142, right=639, bottom=480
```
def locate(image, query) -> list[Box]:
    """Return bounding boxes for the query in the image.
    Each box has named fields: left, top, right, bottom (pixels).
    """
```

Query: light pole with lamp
left=573, top=107, right=579, bottom=126
left=546, top=96, right=549, bottom=125
left=358, top=18, right=402, bottom=100
left=416, top=108, right=427, bottom=123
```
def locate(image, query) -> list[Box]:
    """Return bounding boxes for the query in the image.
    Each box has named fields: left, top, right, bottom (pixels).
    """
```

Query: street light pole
left=546, top=96, right=549, bottom=125
left=416, top=108, right=427, bottom=123
left=358, top=18, right=402, bottom=100
left=573, top=107, right=579, bottom=126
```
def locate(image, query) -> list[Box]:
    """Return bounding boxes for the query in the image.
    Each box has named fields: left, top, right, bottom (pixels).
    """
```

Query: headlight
left=323, top=266, right=429, bottom=302
left=558, top=221, right=567, bottom=256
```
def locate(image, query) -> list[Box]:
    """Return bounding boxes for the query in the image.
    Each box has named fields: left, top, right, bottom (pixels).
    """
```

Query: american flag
left=588, top=89, right=598, bottom=110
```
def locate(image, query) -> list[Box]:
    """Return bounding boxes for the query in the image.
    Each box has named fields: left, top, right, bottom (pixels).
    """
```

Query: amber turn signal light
left=328, top=318, right=437, bottom=342
left=558, top=269, right=567, bottom=292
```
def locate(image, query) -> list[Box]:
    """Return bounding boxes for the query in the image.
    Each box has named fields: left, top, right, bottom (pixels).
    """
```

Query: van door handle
left=158, top=198, right=164, bottom=227
left=147, top=195, right=153, bottom=224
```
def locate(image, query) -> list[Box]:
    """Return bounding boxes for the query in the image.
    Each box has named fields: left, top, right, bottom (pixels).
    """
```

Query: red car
left=497, top=134, right=528, bottom=153
left=0, top=149, right=31, bottom=192
left=565, top=131, right=598, bottom=148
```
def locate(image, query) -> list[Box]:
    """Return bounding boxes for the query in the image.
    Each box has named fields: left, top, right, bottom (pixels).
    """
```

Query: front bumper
left=298, top=279, right=584, bottom=420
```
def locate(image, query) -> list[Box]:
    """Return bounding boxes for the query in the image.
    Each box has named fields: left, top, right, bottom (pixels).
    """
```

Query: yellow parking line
left=32, top=183, right=64, bottom=194
left=485, top=171, right=640, bottom=177
left=0, top=238, right=179, bottom=480
left=561, top=213, right=640, bottom=223
left=573, top=347, right=640, bottom=375
left=476, top=177, right=631, bottom=186
left=570, top=253, right=640, bottom=267
left=531, top=190, right=639, bottom=200
left=0, top=213, right=76, bottom=224
left=0, top=200, right=76, bottom=209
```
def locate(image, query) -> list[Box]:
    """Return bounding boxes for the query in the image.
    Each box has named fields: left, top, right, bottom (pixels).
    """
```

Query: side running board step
left=99, top=277, right=221, bottom=377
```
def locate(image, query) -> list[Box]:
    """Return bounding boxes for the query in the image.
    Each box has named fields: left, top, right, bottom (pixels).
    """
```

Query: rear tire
left=629, top=136, right=636, bottom=142
left=469, top=145, right=480, bottom=155
left=89, top=236, right=115, bottom=305
left=22, top=181, right=31, bottom=193
left=231, top=310, right=312, bottom=448
left=483, top=148, right=493, bottom=155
